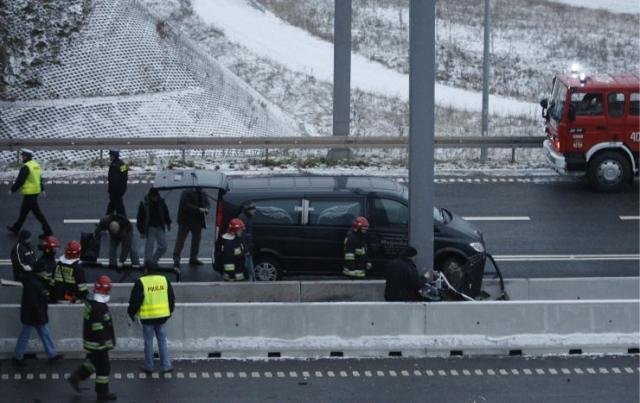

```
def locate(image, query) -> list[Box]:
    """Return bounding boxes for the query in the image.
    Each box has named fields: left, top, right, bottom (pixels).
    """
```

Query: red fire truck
left=540, top=73, right=639, bottom=192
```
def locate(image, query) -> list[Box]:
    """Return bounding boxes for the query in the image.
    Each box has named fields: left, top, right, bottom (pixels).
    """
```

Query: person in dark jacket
left=10, top=230, right=37, bottom=282
left=106, top=149, right=128, bottom=216
left=69, top=275, right=117, bottom=401
left=7, top=149, right=53, bottom=237
left=128, top=263, right=175, bottom=373
left=12, top=259, right=63, bottom=367
left=53, top=240, right=88, bottom=302
left=221, top=219, right=246, bottom=282
left=35, top=235, right=60, bottom=275
left=342, top=216, right=372, bottom=278
left=137, top=188, right=171, bottom=265
left=237, top=201, right=256, bottom=281
left=384, top=246, right=427, bottom=302
left=95, top=213, right=140, bottom=269
left=172, top=188, right=210, bottom=269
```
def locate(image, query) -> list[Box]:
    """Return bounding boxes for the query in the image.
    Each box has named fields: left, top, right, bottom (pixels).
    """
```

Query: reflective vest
left=139, top=275, right=170, bottom=320
left=21, top=160, right=41, bottom=195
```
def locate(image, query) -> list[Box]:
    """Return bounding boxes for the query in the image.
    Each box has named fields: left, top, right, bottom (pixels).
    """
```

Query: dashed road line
left=620, top=216, right=640, bottom=220
left=462, top=216, right=531, bottom=221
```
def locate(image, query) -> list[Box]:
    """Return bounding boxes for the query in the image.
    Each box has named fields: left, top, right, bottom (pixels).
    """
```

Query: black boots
left=96, top=382, right=117, bottom=401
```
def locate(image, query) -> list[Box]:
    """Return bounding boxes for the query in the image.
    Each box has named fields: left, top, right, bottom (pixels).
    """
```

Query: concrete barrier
left=0, top=300, right=637, bottom=358
left=1, top=277, right=637, bottom=304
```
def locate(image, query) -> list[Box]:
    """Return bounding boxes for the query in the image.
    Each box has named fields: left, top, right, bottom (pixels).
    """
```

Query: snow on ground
left=547, top=0, right=640, bottom=14
left=192, top=0, right=538, bottom=118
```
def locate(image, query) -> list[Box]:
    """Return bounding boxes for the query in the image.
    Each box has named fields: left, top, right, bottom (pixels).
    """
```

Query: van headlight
left=470, top=242, right=485, bottom=253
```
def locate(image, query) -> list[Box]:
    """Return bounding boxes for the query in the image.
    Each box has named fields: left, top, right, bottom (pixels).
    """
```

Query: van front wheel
left=254, top=256, right=282, bottom=281
left=587, top=151, right=631, bottom=192
left=438, top=256, right=466, bottom=291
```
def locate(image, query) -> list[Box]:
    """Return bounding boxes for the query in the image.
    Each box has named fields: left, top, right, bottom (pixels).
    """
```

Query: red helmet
left=64, top=240, right=82, bottom=259
left=41, top=236, right=60, bottom=253
left=228, top=218, right=246, bottom=234
left=94, top=275, right=112, bottom=295
left=352, top=216, right=370, bottom=231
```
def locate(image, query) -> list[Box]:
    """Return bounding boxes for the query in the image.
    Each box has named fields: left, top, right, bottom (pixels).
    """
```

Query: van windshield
left=549, top=79, right=568, bottom=122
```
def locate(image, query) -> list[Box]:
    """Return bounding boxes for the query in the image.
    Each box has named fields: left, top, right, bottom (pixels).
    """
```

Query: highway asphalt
left=0, top=174, right=637, bottom=282
left=0, top=355, right=638, bottom=402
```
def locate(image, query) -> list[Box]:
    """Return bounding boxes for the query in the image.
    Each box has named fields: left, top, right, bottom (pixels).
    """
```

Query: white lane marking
left=511, top=369, right=520, bottom=375
left=499, top=369, right=508, bottom=375
left=536, top=369, right=545, bottom=375
left=376, top=370, right=385, bottom=377
left=364, top=371, right=372, bottom=377
left=413, top=370, right=422, bottom=376
left=114, top=373, right=122, bottom=380
left=389, top=370, right=398, bottom=377
left=14, top=374, right=21, bottom=380
left=352, top=371, right=360, bottom=377
left=523, top=369, right=533, bottom=375
left=620, top=216, right=640, bottom=220
left=624, top=367, right=634, bottom=373
left=302, top=371, right=310, bottom=378
left=26, top=373, right=34, bottom=380
left=327, top=371, right=335, bottom=378
left=39, top=373, right=46, bottom=380
left=474, top=369, right=483, bottom=376
left=163, top=372, right=172, bottom=379
left=288, top=372, right=297, bottom=378
left=586, top=368, right=596, bottom=374
left=314, top=371, right=323, bottom=378
left=548, top=368, right=558, bottom=375
left=450, top=370, right=459, bottom=376
left=340, top=371, right=348, bottom=377
left=227, top=372, right=235, bottom=378
left=401, top=370, right=410, bottom=377
left=486, top=369, right=496, bottom=376
left=574, top=368, right=584, bottom=374
left=2, top=374, right=9, bottom=380
left=493, top=254, right=640, bottom=262
left=561, top=368, right=571, bottom=375
left=214, top=372, right=222, bottom=378
left=251, top=372, right=260, bottom=378
left=276, top=371, right=285, bottom=378
left=599, top=368, right=609, bottom=374
left=462, top=370, right=472, bottom=376
left=201, top=372, right=210, bottom=379
left=176, top=372, right=184, bottom=379
left=138, top=373, right=147, bottom=379
left=64, top=219, right=137, bottom=224
left=189, top=372, right=197, bottom=379
left=425, top=370, right=434, bottom=376
left=239, top=372, right=248, bottom=378
left=462, top=216, right=531, bottom=221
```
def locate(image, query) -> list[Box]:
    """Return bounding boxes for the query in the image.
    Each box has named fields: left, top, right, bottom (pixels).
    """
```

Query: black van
left=218, top=176, right=486, bottom=292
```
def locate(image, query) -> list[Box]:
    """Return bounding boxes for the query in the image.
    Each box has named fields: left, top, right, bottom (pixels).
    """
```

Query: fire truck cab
left=540, top=73, right=639, bottom=192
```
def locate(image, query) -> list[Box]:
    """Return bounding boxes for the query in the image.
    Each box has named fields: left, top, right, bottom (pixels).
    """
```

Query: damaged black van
left=217, top=176, right=486, bottom=295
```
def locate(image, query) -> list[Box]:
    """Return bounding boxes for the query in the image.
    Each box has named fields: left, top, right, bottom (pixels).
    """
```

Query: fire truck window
left=572, top=92, right=603, bottom=116
left=630, top=93, right=639, bottom=116
left=607, top=93, right=625, bottom=118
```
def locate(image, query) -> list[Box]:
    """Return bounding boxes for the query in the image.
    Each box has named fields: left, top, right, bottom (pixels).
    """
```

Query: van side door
left=302, top=197, right=365, bottom=273
left=368, top=197, right=409, bottom=272
left=606, top=91, right=626, bottom=144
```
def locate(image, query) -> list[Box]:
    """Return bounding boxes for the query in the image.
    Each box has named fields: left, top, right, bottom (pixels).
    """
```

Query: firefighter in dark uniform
left=106, top=149, right=128, bottom=216
left=35, top=235, right=60, bottom=275
left=7, top=149, right=53, bottom=237
left=53, top=240, right=88, bottom=302
left=221, top=218, right=246, bottom=281
left=342, top=216, right=372, bottom=278
left=69, top=275, right=117, bottom=401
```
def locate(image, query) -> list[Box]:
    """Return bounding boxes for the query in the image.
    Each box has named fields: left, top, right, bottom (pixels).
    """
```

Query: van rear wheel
left=254, top=256, right=282, bottom=281
left=587, top=151, right=631, bottom=192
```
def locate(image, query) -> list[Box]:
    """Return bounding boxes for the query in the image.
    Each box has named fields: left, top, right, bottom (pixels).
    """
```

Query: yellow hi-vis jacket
left=139, top=275, right=170, bottom=320
left=21, top=160, right=42, bottom=195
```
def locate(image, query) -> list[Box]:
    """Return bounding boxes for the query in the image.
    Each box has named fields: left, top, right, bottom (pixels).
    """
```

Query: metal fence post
left=481, top=0, right=491, bottom=162
left=409, top=0, right=435, bottom=273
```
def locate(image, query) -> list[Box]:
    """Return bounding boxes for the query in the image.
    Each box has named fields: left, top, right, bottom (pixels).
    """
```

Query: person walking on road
left=221, top=218, right=246, bottom=282
left=10, top=230, right=37, bottom=282
left=172, top=188, right=209, bottom=270
left=106, top=149, right=128, bottom=216
left=342, top=216, right=372, bottom=278
left=12, top=253, right=64, bottom=367
left=7, top=149, right=53, bottom=238
left=127, top=263, right=175, bottom=374
left=137, top=188, right=171, bottom=266
left=237, top=202, right=256, bottom=281
left=52, top=240, right=88, bottom=303
left=384, top=246, right=427, bottom=302
left=68, top=275, right=117, bottom=401
left=95, top=213, right=140, bottom=270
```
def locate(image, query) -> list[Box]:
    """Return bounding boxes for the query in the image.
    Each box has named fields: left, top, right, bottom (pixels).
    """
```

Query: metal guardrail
left=0, top=136, right=544, bottom=151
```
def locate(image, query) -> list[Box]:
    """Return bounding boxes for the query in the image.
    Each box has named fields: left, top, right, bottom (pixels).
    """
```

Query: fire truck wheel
left=587, top=151, right=631, bottom=192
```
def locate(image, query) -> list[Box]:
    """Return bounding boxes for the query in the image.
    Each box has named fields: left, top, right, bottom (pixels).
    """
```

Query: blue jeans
left=245, top=255, right=255, bottom=281
left=14, top=324, right=58, bottom=359
left=109, top=235, right=140, bottom=267
left=142, top=323, right=171, bottom=370
left=144, top=227, right=167, bottom=265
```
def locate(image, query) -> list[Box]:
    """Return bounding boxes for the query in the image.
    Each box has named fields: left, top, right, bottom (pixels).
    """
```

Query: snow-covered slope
left=193, top=0, right=538, bottom=118
left=1, top=0, right=300, bottom=145
left=547, top=0, right=640, bottom=14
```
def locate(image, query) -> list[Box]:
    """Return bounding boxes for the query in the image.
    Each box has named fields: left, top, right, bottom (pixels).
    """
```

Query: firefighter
left=342, top=216, right=372, bottom=278
left=7, top=149, right=53, bottom=238
left=10, top=230, right=37, bottom=282
left=237, top=201, right=256, bottom=281
left=127, top=263, right=175, bottom=374
left=35, top=235, right=60, bottom=275
left=69, top=275, right=117, bottom=401
left=106, top=149, right=128, bottom=216
left=53, top=241, right=88, bottom=303
left=221, top=218, right=246, bottom=282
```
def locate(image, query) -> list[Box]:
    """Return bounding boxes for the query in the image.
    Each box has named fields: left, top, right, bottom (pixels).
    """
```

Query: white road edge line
left=493, top=254, right=640, bottom=262
left=462, top=216, right=531, bottom=221
left=64, top=219, right=137, bottom=224
left=620, top=216, right=640, bottom=220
